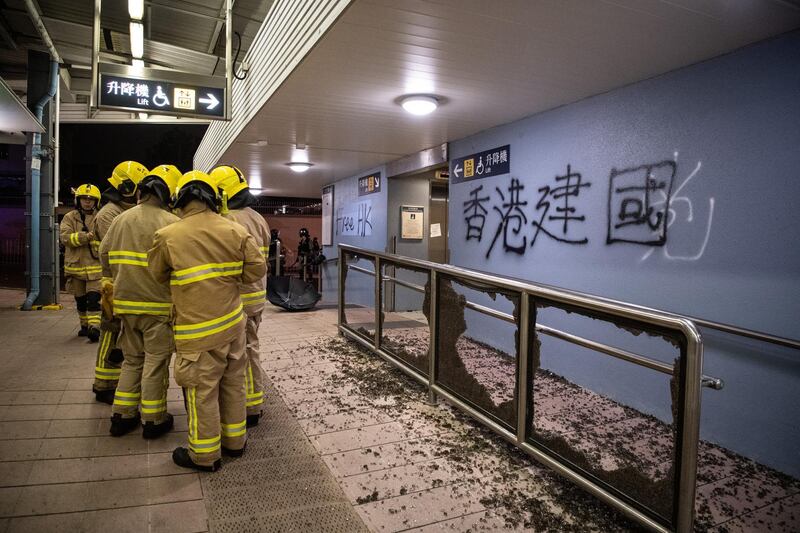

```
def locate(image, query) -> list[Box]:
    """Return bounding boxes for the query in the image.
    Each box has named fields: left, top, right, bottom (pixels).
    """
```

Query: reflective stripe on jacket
left=224, top=207, right=270, bottom=316
left=60, top=210, right=101, bottom=281
left=147, top=200, right=266, bottom=352
left=100, top=201, right=179, bottom=317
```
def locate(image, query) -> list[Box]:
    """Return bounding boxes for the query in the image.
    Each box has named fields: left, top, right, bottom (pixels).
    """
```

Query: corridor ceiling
left=0, top=0, right=273, bottom=103
left=210, top=0, right=800, bottom=198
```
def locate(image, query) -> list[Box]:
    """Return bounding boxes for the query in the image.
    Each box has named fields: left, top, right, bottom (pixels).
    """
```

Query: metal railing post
left=337, top=247, right=346, bottom=330
left=374, top=256, right=382, bottom=350
left=516, top=292, right=530, bottom=444
left=676, top=326, right=703, bottom=532
left=427, top=270, right=438, bottom=405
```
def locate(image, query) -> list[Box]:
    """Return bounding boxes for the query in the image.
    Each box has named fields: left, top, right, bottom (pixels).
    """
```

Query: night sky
left=58, top=123, right=208, bottom=204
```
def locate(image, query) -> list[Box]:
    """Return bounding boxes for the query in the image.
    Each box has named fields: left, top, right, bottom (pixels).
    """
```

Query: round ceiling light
left=287, top=162, right=313, bottom=173
left=400, top=95, right=438, bottom=116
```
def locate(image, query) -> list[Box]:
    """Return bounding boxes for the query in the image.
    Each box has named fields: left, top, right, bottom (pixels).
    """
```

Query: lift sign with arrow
left=450, top=145, right=510, bottom=184
left=98, top=68, right=226, bottom=120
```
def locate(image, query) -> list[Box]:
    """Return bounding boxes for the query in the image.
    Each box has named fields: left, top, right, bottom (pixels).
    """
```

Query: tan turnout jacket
left=99, top=199, right=179, bottom=317
left=224, top=207, right=270, bottom=316
left=93, top=200, right=135, bottom=241
left=60, top=209, right=102, bottom=280
left=147, top=200, right=266, bottom=352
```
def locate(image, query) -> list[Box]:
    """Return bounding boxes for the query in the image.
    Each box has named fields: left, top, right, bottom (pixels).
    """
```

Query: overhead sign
left=357, top=172, right=381, bottom=196
left=450, top=145, right=510, bottom=184
left=97, top=64, right=226, bottom=120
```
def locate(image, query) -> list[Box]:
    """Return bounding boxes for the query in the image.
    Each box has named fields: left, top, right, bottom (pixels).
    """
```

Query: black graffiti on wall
left=606, top=160, right=676, bottom=246
left=463, top=185, right=490, bottom=242
left=531, top=164, right=591, bottom=247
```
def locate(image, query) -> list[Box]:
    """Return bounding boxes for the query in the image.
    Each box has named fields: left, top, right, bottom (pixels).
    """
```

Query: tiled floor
left=2, top=288, right=799, bottom=532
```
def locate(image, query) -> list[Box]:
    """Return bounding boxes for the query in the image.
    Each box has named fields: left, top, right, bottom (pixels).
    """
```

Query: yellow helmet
left=144, top=164, right=182, bottom=198
left=73, top=183, right=101, bottom=202
left=174, top=170, right=219, bottom=211
left=108, top=160, right=148, bottom=197
left=210, top=165, right=249, bottom=199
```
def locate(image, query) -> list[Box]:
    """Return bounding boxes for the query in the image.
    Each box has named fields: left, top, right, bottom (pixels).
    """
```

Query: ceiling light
left=400, top=95, right=438, bottom=116
left=130, top=22, right=144, bottom=59
left=138, top=112, right=148, bottom=120
left=128, top=0, right=144, bottom=20
left=132, top=59, right=144, bottom=68
left=287, top=162, right=312, bottom=173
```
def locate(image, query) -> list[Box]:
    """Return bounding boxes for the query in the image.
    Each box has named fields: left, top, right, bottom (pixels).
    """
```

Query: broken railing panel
left=342, top=251, right=377, bottom=341
left=379, top=261, right=430, bottom=376
left=434, top=275, right=520, bottom=430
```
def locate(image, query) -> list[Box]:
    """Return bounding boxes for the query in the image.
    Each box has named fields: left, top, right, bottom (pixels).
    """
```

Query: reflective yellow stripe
left=221, top=420, right=246, bottom=438
left=141, top=398, right=167, bottom=414
left=65, top=265, right=103, bottom=275
left=70, top=233, right=80, bottom=246
left=95, top=366, right=121, bottom=380
left=259, top=246, right=268, bottom=256
left=91, top=240, right=101, bottom=247
left=113, top=300, right=171, bottom=316
left=108, top=250, right=148, bottom=267
left=141, top=398, right=166, bottom=405
left=115, top=391, right=140, bottom=398
left=170, top=261, right=243, bottom=286
left=174, top=305, right=244, bottom=340
left=188, top=388, right=220, bottom=453
left=113, top=399, right=139, bottom=406
left=247, top=364, right=255, bottom=394
left=241, top=290, right=266, bottom=306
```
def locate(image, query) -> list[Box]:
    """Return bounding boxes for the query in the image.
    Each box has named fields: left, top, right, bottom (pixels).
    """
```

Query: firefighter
left=91, top=161, right=149, bottom=404
left=60, top=184, right=103, bottom=340
left=148, top=170, right=266, bottom=472
left=99, top=165, right=181, bottom=438
left=211, top=165, right=270, bottom=427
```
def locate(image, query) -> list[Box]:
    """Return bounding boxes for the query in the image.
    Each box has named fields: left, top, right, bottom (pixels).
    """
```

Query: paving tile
left=309, top=416, right=440, bottom=455
left=66, top=378, right=95, bottom=391
left=148, top=499, right=208, bottom=532
left=27, top=457, right=92, bottom=485
left=0, top=420, right=50, bottom=440
left=0, top=439, right=43, bottom=462
left=81, top=505, right=148, bottom=533
left=93, top=434, right=150, bottom=457
left=11, top=391, right=63, bottom=406
left=90, top=453, right=150, bottom=481
left=148, top=473, right=203, bottom=505
left=59, top=390, right=98, bottom=404
left=12, top=482, right=91, bottom=516
left=0, top=405, right=57, bottom=421
left=298, top=408, right=396, bottom=436
left=322, top=438, right=444, bottom=478
left=713, top=493, right=800, bottom=532
left=37, top=436, right=96, bottom=460
left=0, top=393, right=17, bottom=406
left=46, top=418, right=105, bottom=438
left=52, top=403, right=110, bottom=420
left=5, top=512, right=85, bottom=532
left=0, top=462, right=32, bottom=487
left=146, top=452, right=189, bottom=477
left=147, top=430, right=189, bottom=454
left=406, top=509, right=525, bottom=532
left=0, top=488, right=21, bottom=517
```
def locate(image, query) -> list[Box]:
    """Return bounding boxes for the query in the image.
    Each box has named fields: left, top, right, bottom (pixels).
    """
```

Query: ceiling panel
left=211, top=0, right=800, bottom=198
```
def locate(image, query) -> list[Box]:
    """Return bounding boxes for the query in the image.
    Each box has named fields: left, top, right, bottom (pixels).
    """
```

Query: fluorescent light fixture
left=287, top=162, right=312, bottom=173
left=400, top=95, right=438, bottom=116
left=130, top=22, right=144, bottom=59
left=128, top=0, right=144, bottom=20
left=138, top=112, right=148, bottom=120
left=132, top=59, right=144, bottom=68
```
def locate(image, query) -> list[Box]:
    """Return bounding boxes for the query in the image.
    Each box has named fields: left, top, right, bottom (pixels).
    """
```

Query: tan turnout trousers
left=244, top=314, right=264, bottom=415
left=174, top=322, right=247, bottom=466
left=112, top=315, right=175, bottom=423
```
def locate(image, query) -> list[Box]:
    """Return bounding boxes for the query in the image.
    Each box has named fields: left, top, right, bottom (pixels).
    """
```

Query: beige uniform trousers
left=244, top=313, right=265, bottom=416
left=93, top=316, right=122, bottom=391
left=66, top=278, right=101, bottom=328
left=175, top=330, right=247, bottom=466
left=112, top=315, right=175, bottom=423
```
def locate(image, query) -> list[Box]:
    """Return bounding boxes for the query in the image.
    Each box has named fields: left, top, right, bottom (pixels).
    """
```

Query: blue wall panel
left=448, top=32, right=800, bottom=476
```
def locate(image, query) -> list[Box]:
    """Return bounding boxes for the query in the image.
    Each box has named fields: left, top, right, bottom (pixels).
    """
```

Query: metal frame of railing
left=336, top=243, right=725, bottom=533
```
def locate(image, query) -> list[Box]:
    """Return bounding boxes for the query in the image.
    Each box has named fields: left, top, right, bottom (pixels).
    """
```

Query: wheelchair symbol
left=153, top=86, right=170, bottom=107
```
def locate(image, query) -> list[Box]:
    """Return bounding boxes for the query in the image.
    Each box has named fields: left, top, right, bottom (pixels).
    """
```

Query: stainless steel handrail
left=338, top=244, right=705, bottom=533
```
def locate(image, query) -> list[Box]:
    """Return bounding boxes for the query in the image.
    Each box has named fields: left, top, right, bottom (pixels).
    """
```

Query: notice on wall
left=401, top=205, right=424, bottom=240
left=321, top=185, right=334, bottom=245
left=336, top=199, right=373, bottom=237
left=450, top=145, right=510, bottom=184
left=430, top=223, right=442, bottom=238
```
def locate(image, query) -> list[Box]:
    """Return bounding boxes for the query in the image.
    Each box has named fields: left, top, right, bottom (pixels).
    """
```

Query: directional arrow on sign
left=199, top=93, right=219, bottom=110
left=453, top=163, right=462, bottom=178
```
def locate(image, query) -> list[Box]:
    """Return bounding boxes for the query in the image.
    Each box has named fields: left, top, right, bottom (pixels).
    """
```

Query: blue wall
left=448, top=32, right=800, bottom=476
left=321, top=165, right=387, bottom=306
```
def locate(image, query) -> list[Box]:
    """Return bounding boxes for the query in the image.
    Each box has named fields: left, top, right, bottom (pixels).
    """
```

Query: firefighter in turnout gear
left=148, top=171, right=266, bottom=471
left=92, top=161, right=149, bottom=404
left=211, top=165, right=271, bottom=427
left=60, top=184, right=103, bottom=340
left=100, top=165, right=181, bottom=438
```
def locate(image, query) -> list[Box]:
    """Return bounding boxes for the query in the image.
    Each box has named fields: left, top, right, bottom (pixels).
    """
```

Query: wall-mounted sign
left=401, top=205, right=424, bottom=240
left=321, top=185, right=334, bottom=246
left=97, top=63, right=226, bottom=120
left=357, top=172, right=381, bottom=196
left=450, top=145, right=510, bottom=184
